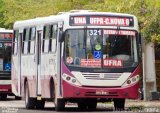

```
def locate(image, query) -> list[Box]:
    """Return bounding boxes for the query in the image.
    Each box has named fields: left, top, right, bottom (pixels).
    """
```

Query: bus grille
left=82, top=73, right=121, bottom=80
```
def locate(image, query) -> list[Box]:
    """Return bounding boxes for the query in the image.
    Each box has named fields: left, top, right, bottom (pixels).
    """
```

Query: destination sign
left=103, top=30, right=136, bottom=36
left=0, top=33, right=13, bottom=38
left=70, top=15, right=134, bottom=26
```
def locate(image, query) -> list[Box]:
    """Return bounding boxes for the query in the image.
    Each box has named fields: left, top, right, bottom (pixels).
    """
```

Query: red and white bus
left=0, top=28, right=13, bottom=100
left=12, top=10, right=141, bottom=110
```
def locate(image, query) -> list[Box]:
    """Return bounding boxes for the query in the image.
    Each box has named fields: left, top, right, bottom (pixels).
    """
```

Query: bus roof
left=0, top=28, right=13, bottom=33
left=14, top=10, right=138, bottom=29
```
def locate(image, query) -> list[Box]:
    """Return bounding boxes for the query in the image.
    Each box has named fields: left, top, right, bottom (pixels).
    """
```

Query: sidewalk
left=125, top=99, right=160, bottom=108
left=96, top=99, right=160, bottom=110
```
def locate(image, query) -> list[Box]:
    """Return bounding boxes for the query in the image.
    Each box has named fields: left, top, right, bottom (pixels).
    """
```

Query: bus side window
left=13, top=30, right=18, bottom=55
left=29, top=27, right=36, bottom=54
left=49, top=24, right=57, bottom=52
left=43, top=25, right=50, bottom=53
left=23, top=28, right=30, bottom=54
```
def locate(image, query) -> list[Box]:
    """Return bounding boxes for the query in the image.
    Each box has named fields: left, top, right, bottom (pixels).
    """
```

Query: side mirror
left=138, top=33, right=143, bottom=45
left=58, top=22, right=64, bottom=42
left=58, top=30, right=64, bottom=42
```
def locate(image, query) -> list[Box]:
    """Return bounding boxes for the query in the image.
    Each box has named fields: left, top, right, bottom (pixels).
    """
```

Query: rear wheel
left=50, top=79, right=55, bottom=99
left=25, top=81, right=36, bottom=109
left=1, top=94, right=7, bottom=100
left=113, top=98, right=125, bottom=111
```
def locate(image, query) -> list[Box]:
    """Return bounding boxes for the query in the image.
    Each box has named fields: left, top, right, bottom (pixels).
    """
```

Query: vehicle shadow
left=21, top=107, right=114, bottom=112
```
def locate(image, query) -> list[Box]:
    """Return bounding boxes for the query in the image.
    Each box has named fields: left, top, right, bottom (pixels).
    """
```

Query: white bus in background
left=12, top=10, right=141, bottom=111
left=0, top=28, right=13, bottom=100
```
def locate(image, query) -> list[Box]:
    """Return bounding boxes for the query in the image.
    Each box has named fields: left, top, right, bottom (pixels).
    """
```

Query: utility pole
left=142, top=37, right=146, bottom=101
left=143, top=42, right=157, bottom=101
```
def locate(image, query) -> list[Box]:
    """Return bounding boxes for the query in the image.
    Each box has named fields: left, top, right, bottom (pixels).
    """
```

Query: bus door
left=17, top=32, right=22, bottom=96
left=36, top=30, right=42, bottom=97
left=56, top=21, right=64, bottom=98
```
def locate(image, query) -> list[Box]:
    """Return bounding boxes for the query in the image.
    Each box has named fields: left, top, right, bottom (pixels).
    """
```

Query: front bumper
left=62, top=80, right=139, bottom=99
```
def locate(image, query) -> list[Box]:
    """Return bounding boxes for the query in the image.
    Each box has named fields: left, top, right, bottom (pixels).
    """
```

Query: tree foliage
left=0, top=0, right=160, bottom=42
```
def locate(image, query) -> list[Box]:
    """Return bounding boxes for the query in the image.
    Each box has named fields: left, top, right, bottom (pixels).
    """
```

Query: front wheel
left=78, top=102, right=87, bottom=110
left=87, top=99, right=97, bottom=110
left=15, top=96, right=21, bottom=100
left=36, top=100, right=45, bottom=109
left=25, top=81, right=36, bottom=109
left=55, top=98, right=65, bottom=111
left=113, top=98, right=125, bottom=111
left=78, top=99, right=97, bottom=111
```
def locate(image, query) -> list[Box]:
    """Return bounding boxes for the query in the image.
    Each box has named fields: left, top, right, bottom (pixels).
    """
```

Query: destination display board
left=70, top=15, right=134, bottom=26
left=0, top=33, right=13, bottom=39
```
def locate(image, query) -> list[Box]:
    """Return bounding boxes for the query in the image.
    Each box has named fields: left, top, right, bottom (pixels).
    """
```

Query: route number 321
left=89, top=29, right=102, bottom=36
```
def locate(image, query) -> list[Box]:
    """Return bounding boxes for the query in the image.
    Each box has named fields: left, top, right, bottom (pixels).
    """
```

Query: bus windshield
left=64, top=29, right=138, bottom=68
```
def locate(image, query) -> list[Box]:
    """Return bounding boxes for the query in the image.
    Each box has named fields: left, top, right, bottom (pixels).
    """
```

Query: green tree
left=82, top=0, right=160, bottom=42
left=1, top=0, right=74, bottom=28
left=0, top=0, right=5, bottom=28
left=0, top=0, right=160, bottom=42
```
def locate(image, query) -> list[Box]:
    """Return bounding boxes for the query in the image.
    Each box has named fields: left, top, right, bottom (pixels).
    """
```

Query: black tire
left=25, top=81, right=36, bottom=109
left=1, top=94, right=7, bottom=100
left=36, top=100, right=45, bottom=109
left=55, top=98, right=65, bottom=111
left=78, top=102, right=87, bottom=110
left=87, top=99, right=97, bottom=110
left=50, top=79, right=55, bottom=99
left=113, top=98, right=125, bottom=111
left=138, top=88, right=144, bottom=100
left=78, top=99, right=97, bottom=111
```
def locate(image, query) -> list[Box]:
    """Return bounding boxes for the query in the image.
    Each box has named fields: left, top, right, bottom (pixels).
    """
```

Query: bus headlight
left=122, top=74, right=139, bottom=87
left=62, top=73, right=81, bottom=86
left=66, top=76, right=71, bottom=81
left=72, top=79, right=76, bottom=83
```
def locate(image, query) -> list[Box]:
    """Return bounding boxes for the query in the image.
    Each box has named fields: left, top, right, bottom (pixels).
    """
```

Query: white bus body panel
left=12, top=55, right=19, bottom=96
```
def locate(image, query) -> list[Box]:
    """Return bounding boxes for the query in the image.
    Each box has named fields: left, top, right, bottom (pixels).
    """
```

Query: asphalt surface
left=0, top=96, right=160, bottom=113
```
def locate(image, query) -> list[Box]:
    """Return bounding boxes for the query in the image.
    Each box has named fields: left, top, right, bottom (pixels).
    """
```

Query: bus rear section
left=0, top=28, right=13, bottom=100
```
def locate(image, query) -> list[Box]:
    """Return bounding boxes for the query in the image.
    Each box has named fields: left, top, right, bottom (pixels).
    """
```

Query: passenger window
left=13, top=30, right=18, bottom=55
left=43, top=25, right=50, bottom=53
left=29, top=27, right=36, bottom=54
left=23, top=28, right=30, bottom=54
left=49, top=24, right=57, bottom=52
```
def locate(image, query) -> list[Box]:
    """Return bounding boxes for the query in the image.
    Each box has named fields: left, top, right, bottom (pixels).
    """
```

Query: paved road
left=0, top=96, right=152, bottom=113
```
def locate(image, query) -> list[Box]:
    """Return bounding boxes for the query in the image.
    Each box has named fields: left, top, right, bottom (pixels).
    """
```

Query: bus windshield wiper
left=83, top=26, right=87, bottom=49
left=111, top=26, right=120, bottom=47
left=83, top=26, right=87, bottom=58
left=110, top=26, right=120, bottom=56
